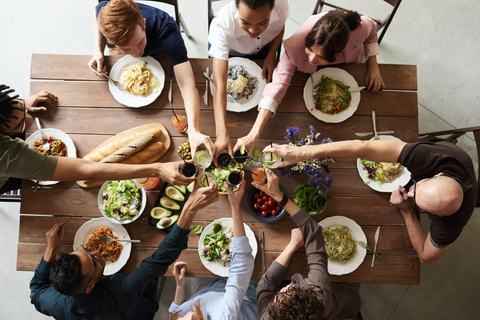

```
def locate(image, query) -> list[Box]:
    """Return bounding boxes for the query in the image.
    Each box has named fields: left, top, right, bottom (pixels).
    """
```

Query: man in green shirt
left=0, top=84, right=194, bottom=194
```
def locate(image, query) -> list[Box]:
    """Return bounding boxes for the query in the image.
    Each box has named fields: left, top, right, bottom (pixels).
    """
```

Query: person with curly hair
left=252, top=170, right=361, bottom=320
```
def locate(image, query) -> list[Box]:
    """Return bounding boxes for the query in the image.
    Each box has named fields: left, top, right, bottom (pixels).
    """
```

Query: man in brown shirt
left=253, top=170, right=361, bottom=320
left=264, top=138, right=477, bottom=265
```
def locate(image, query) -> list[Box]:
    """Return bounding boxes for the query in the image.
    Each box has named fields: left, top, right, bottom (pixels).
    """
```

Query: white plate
left=318, top=216, right=366, bottom=275
left=198, top=217, right=258, bottom=277
left=73, top=217, right=132, bottom=276
left=109, top=55, right=165, bottom=108
left=303, top=67, right=360, bottom=123
left=356, top=135, right=411, bottom=193
left=210, top=57, right=267, bottom=112
left=97, top=179, right=146, bottom=224
left=25, top=128, right=77, bottom=185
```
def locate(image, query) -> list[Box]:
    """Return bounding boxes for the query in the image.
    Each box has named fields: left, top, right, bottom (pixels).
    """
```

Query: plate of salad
left=206, top=163, right=243, bottom=194
left=198, top=218, right=257, bottom=277
left=356, top=135, right=411, bottom=193
left=97, top=179, right=146, bottom=224
left=318, top=216, right=366, bottom=275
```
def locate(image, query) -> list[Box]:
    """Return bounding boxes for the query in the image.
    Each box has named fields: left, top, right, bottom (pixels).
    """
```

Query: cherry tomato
left=347, top=103, right=350, bottom=107
left=62, top=149, right=67, bottom=156
left=254, top=203, right=260, bottom=210
left=266, top=207, right=273, bottom=214
left=330, top=109, right=335, bottom=115
left=336, top=105, right=341, bottom=112
left=268, top=200, right=274, bottom=207
left=262, top=196, right=268, bottom=201
left=261, top=211, right=268, bottom=217
left=254, top=194, right=260, bottom=199
left=259, top=191, right=265, bottom=196
left=315, top=104, right=320, bottom=110
left=46, top=136, right=53, bottom=143
left=271, top=209, right=278, bottom=216
left=257, top=198, right=263, bottom=204
left=327, top=96, right=333, bottom=102
left=260, top=204, right=267, bottom=211
left=58, top=141, right=65, bottom=149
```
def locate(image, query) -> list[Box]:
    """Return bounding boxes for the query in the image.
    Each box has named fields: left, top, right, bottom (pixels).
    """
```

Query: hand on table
left=366, top=63, right=385, bottom=93
left=262, top=144, right=303, bottom=168
left=25, top=91, right=58, bottom=112
left=234, top=134, right=258, bottom=157
left=262, top=53, right=277, bottom=83
left=390, top=185, right=413, bottom=212
left=44, top=222, right=67, bottom=263
left=214, top=132, right=233, bottom=166
left=251, top=169, right=284, bottom=202
left=158, top=161, right=196, bottom=186
left=188, top=130, right=216, bottom=164
left=173, top=261, right=188, bottom=288
left=225, top=179, right=245, bottom=209
left=288, top=228, right=304, bottom=251
left=88, top=52, right=107, bottom=76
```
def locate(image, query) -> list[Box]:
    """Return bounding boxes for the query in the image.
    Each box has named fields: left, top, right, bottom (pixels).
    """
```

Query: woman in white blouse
left=208, top=0, right=289, bottom=162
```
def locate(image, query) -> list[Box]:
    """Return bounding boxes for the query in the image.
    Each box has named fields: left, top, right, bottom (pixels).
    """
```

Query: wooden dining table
left=17, top=53, right=420, bottom=284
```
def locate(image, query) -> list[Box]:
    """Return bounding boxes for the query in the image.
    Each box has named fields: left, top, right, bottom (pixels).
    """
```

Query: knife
left=355, top=130, right=394, bottom=137
left=260, top=231, right=266, bottom=272
left=371, top=226, right=381, bottom=268
left=204, top=67, right=209, bottom=106
left=349, top=86, right=366, bottom=92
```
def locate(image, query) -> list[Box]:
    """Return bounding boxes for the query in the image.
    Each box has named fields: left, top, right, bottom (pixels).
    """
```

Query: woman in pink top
left=234, top=10, right=384, bottom=155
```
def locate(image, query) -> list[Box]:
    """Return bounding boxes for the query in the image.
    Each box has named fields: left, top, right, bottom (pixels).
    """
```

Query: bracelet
left=278, top=193, right=288, bottom=207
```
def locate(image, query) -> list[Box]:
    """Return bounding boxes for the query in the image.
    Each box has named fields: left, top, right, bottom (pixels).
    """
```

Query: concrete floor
left=1, top=0, right=479, bottom=319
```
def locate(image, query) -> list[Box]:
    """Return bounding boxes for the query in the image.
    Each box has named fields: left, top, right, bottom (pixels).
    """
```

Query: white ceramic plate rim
left=303, top=67, right=360, bottom=123
left=97, top=179, right=147, bottom=224
left=73, top=217, right=132, bottom=276
left=356, top=135, right=412, bottom=193
left=109, top=55, right=165, bottom=108
left=25, top=128, right=77, bottom=185
left=198, top=217, right=258, bottom=277
left=210, top=57, right=267, bottom=112
left=318, top=215, right=367, bottom=275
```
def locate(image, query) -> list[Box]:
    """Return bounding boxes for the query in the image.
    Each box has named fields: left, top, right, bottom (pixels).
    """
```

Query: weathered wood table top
left=18, top=53, right=420, bottom=284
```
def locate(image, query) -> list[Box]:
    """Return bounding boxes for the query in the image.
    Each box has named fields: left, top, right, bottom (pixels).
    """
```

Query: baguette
left=101, top=134, right=155, bottom=163
left=84, top=124, right=163, bottom=162
left=121, top=142, right=164, bottom=164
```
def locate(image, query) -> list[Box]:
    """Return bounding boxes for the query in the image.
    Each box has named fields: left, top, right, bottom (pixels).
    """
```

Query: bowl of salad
left=205, top=162, right=243, bottom=194
left=97, top=179, right=146, bottom=224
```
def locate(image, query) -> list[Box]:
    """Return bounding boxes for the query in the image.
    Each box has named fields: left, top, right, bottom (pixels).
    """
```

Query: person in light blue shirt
left=168, top=181, right=259, bottom=320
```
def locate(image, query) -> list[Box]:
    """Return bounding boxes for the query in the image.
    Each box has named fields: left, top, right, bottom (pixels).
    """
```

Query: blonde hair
left=169, top=301, right=208, bottom=320
left=98, top=0, right=144, bottom=47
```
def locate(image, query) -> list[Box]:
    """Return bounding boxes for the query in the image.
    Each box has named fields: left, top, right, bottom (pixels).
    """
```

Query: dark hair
left=49, top=252, right=86, bottom=296
left=305, top=10, right=361, bottom=63
left=0, top=85, right=22, bottom=134
left=235, top=0, right=275, bottom=10
left=268, top=286, right=326, bottom=320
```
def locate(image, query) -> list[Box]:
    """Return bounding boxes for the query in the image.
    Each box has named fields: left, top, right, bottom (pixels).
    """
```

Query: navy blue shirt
left=30, top=224, right=190, bottom=320
left=96, top=1, right=189, bottom=66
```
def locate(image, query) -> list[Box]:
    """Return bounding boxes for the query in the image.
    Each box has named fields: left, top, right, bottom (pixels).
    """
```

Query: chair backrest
left=312, top=0, right=402, bottom=44
left=420, top=126, right=480, bottom=208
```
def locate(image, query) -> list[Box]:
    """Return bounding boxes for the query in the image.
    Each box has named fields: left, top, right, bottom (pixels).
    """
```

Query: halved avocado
left=186, top=181, right=195, bottom=193
left=159, top=197, right=180, bottom=211
left=166, top=186, right=185, bottom=201
left=150, top=207, right=172, bottom=219
left=156, top=214, right=179, bottom=229
left=173, top=185, right=187, bottom=194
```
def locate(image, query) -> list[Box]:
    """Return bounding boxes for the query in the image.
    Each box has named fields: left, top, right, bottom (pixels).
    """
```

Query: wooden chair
left=207, top=0, right=283, bottom=60
left=99, top=0, right=191, bottom=56
left=312, top=0, right=402, bottom=44
left=419, top=126, right=480, bottom=207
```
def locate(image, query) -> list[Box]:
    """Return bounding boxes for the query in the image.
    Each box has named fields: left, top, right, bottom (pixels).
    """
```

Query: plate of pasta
left=210, top=57, right=267, bottom=112
left=73, top=217, right=132, bottom=276
left=25, top=128, right=77, bottom=185
left=109, top=55, right=165, bottom=108
left=318, top=216, right=366, bottom=275
left=303, top=68, right=360, bottom=123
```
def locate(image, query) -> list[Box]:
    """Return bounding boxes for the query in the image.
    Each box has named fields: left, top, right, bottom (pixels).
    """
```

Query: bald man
left=263, top=139, right=477, bottom=264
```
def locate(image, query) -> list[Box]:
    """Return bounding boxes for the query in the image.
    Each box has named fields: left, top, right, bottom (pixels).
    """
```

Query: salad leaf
left=193, top=225, right=203, bottom=235
left=207, top=163, right=240, bottom=193
left=213, top=222, right=222, bottom=233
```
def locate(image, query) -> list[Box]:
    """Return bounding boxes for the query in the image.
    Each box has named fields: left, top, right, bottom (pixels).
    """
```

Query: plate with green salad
left=318, top=216, right=366, bottom=275
left=198, top=218, right=257, bottom=277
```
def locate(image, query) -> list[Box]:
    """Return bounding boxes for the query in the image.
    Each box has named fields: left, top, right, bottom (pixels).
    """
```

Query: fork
left=356, top=240, right=389, bottom=265
left=372, top=111, right=379, bottom=140
left=101, top=237, right=141, bottom=243
left=310, top=74, right=317, bottom=100
left=89, top=65, right=124, bottom=90
left=202, top=72, right=236, bottom=103
left=34, top=117, right=50, bottom=152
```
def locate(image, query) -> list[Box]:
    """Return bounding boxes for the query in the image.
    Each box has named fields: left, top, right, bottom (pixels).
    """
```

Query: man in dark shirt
left=263, top=139, right=477, bottom=264
left=30, top=183, right=219, bottom=320
left=89, top=0, right=214, bottom=160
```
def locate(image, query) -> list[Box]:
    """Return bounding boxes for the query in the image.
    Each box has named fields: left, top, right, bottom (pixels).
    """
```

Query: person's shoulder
left=274, top=0, right=290, bottom=14
left=212, top=1, right=237, bottom=28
